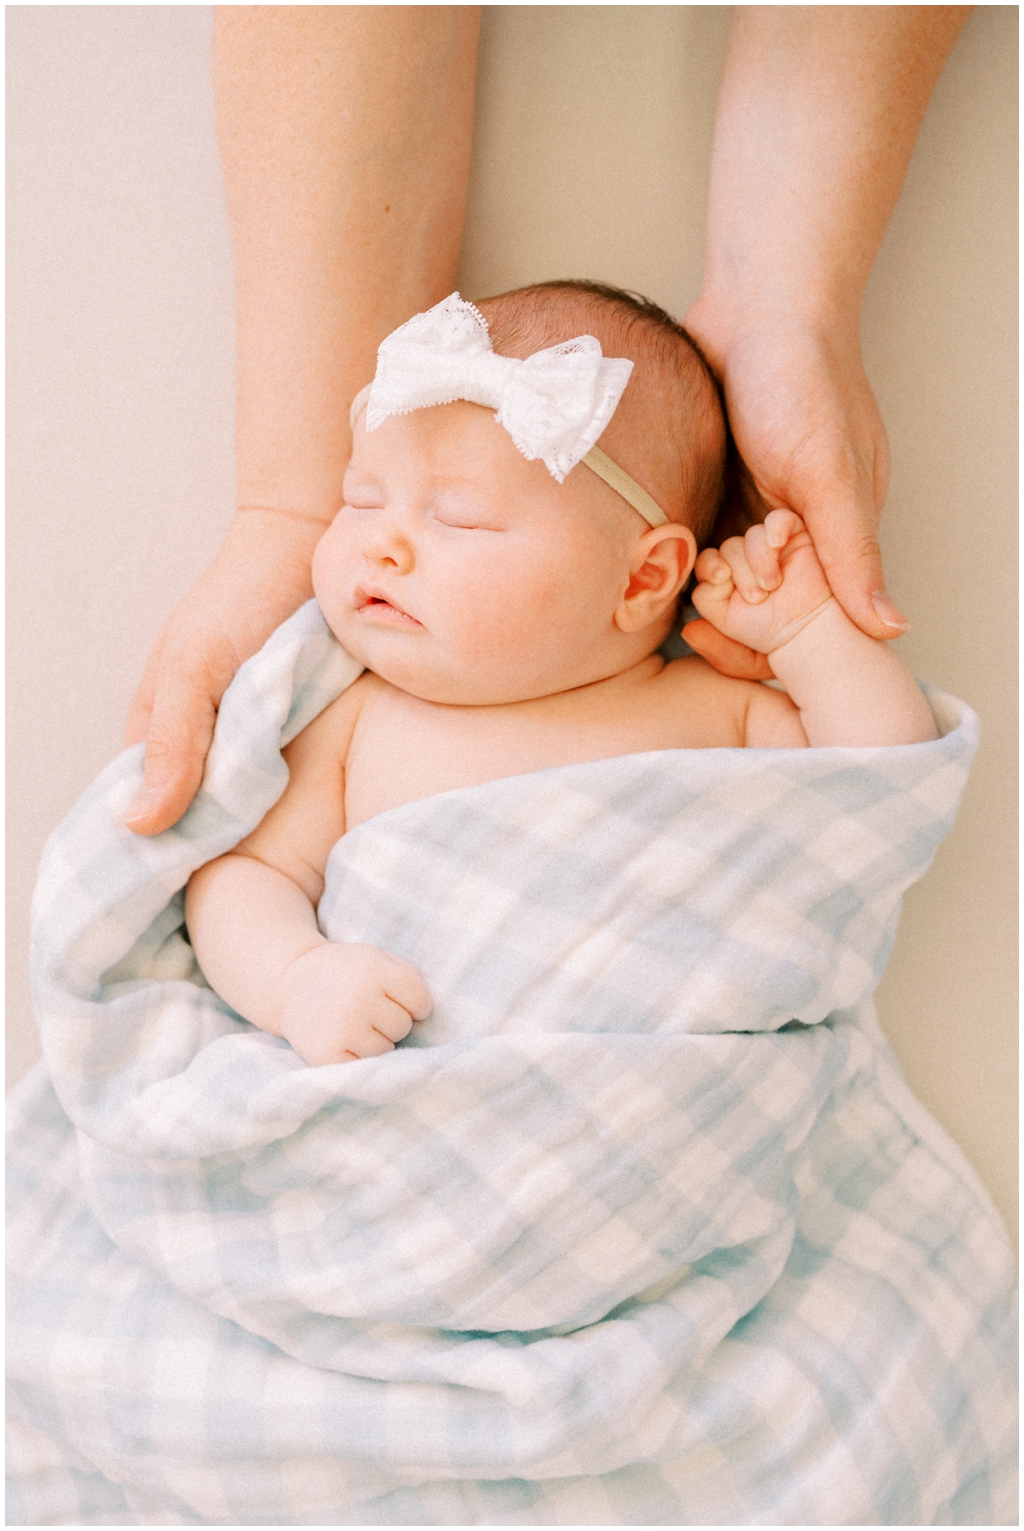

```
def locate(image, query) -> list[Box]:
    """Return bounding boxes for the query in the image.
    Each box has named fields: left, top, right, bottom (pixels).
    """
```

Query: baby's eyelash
left=432, top=504, right=499, bottom=531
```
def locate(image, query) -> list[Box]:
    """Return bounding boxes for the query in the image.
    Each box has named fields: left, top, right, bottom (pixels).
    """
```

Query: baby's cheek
left=311, top=562, right=357, bottom=655
left=461, top=567, right=567, bottom=666
left=311, top=527, right=346, bottom=618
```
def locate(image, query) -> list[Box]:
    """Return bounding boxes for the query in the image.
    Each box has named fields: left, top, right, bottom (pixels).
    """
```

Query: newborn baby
left=186, top=283, right=936, bottom=1065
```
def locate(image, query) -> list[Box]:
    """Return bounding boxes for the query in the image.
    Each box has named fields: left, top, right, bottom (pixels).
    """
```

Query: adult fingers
left=802, top=492, right=907, bottom=639
left=123, top=658, right=221, bottom=835
left=122, top=508, right=322, bottom=835
left=681, top=619, right=774, bottom=681
left=123, top=632, right=165, bottom=749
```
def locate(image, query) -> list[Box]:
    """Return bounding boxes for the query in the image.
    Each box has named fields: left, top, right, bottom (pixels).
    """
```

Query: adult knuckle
left=846, top=530, right=883, bottom=570
left=141, top=732, right=185, bottom=771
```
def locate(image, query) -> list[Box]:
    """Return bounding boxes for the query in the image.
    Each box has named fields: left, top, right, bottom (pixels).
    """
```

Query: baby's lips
left=354, top=583, right=419, bottom=622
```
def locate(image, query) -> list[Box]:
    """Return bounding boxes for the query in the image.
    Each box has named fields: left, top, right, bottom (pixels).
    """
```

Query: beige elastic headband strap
left=349, top=386, right=669, bottom=528
left=350, top=383, right=373, bottom=428
left=581, top=446, right=668, bottom=528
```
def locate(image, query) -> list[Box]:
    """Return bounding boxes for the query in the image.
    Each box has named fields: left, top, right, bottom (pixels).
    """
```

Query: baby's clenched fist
left=273, top=941, right=433, bottom=1067
left=691, top=510, right=835, bottom=657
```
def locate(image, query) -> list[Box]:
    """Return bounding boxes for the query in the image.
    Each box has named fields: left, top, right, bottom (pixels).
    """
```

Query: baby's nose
left=366, top=519, right=414, bottom=574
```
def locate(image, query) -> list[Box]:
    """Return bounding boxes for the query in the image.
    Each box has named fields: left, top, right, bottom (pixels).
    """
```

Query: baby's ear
left=614, top=524, right=697, bottom=633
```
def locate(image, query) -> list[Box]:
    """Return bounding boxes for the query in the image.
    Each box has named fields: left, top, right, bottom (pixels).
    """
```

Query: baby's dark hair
left=474, top=279, right=726, bottom=544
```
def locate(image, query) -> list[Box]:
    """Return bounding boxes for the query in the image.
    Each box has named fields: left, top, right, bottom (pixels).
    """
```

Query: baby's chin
left=359, top=658, right=569, bottom=707
left=327, top=625, right=602, bottom=706
left=322, top=601, right=654, bottom=705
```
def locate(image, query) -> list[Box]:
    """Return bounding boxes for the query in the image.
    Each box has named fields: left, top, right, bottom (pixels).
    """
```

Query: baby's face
left=313, top=403, right=649, bottom=706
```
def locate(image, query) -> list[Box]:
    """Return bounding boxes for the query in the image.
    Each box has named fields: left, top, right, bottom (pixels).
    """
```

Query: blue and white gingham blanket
left=7, top=603, right=1017, bottom=1526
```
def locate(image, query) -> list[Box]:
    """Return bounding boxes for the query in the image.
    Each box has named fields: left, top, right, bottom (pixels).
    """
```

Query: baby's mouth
left=354, top=587, right=423, bottom=628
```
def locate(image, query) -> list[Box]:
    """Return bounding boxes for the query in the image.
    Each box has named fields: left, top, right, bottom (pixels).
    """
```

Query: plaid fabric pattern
left=8, top=602, right=1017, bottom=1525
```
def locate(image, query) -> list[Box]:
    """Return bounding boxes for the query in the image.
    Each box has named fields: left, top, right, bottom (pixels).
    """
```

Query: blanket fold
left=8, top=602, right=1017, bottom=1527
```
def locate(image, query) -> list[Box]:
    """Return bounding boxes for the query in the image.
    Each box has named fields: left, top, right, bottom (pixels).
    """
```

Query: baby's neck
left=340, top=652, right=740, bottom=832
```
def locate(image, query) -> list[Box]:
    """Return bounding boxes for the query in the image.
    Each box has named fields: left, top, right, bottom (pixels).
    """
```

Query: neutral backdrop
left=7, top=7, right=1017, bottom=1237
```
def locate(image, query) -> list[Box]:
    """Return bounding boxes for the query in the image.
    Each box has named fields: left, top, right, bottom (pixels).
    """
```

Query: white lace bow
left=362, top=293, right=634, bottom=483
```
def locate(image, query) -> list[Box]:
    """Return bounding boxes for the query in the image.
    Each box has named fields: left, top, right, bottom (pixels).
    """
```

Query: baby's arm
left=692, top=511, right=938, bottom=747
left=185, top=684, right=432, bottom=1065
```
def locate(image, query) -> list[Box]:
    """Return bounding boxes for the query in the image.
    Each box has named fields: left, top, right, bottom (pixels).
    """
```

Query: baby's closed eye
left=431, top=502, right=504, bottom=532
left=343, top=496, right=385, bottom=512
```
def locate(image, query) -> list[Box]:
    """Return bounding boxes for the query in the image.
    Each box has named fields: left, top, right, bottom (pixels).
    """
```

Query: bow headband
left=349, top=293, right=668, bottom=528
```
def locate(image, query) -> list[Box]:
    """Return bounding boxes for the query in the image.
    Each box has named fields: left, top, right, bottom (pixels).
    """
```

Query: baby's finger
left=693, top=547, right=732, bottom=587
left=371, top=996, right=416, bottom=1045
left=346, top=1026, right=398, bottom=1060
left=382, top=958, right=434, bottom=1023
left=691, top=550, right=735, bottom=621
left=743, top=524, right=781, bottom=592
left=763, top=508, right=805, bottom=549
left=717, top=535, right=769, bottom=605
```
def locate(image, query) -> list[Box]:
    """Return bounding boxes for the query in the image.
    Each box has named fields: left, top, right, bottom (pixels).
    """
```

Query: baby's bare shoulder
left=655, top=656, right=802, bottom=749
left=284, top=669, right=383, bottom=774
left=658, top=653, right=762, bottom=706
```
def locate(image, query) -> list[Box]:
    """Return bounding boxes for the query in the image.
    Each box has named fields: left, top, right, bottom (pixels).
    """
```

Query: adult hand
left=126, top=9, right=480, bottom=833
left=681, top=312, right=898, bottom=680
left=126, top=9, right=479, bottom=837
left=123, top=508, right=328, bottom=835
left=679, top=6, right=969, bottom=681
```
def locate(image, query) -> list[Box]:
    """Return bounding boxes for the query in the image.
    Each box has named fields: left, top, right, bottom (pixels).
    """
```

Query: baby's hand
left=274, top=942, right=433, bottom=1067
left=690, top=510, right=835, bottom=656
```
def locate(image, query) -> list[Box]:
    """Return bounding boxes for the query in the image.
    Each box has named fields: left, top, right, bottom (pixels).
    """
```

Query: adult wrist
left=685, top=281, right=861, bottom=379
left=225, top=503, right=333, bottom=569
left=233, top=502, right=335, bottom=536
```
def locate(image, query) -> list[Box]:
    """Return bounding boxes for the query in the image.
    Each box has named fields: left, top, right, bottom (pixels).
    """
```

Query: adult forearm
left=682, top=7, right=970, bottom=649
left=214, top=6, right=481, bottom=521
left=692, top=5, right=970, bottom=353
left=125, top=9, right=480, bottom=838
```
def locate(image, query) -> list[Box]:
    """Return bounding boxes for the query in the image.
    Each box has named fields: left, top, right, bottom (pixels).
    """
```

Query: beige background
left=7, top=7, right=1017, bottom=1238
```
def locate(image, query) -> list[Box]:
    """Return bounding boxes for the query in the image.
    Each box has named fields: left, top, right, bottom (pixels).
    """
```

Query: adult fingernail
left=871, top=590, right=909, bottom=631
left=125, top=786, right=160, bottom=825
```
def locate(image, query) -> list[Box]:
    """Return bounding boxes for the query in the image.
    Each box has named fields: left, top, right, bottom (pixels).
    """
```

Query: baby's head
left=478, top=280, right=725, bottom=543
left=313, top=281, right=726, bottom=705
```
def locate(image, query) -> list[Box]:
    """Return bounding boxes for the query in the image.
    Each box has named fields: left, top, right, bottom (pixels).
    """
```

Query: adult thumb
left=124, top=672, right=217, bottom=836
left=681, top=619, right=774, bottom=682
left=803, top=495, right=907, bottom=642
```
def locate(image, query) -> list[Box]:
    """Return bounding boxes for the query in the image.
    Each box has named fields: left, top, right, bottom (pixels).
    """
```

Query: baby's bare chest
left=342, top=666, right=744, bottom=829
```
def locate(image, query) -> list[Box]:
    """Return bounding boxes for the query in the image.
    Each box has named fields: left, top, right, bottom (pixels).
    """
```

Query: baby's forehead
left=348, top=401, right=538, bottom=481
left=343, top=409, right=644, bottom=548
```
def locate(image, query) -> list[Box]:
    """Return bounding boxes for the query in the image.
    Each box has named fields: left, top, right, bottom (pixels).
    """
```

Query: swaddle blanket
left=7, top=603, right=1017, bottom=1527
